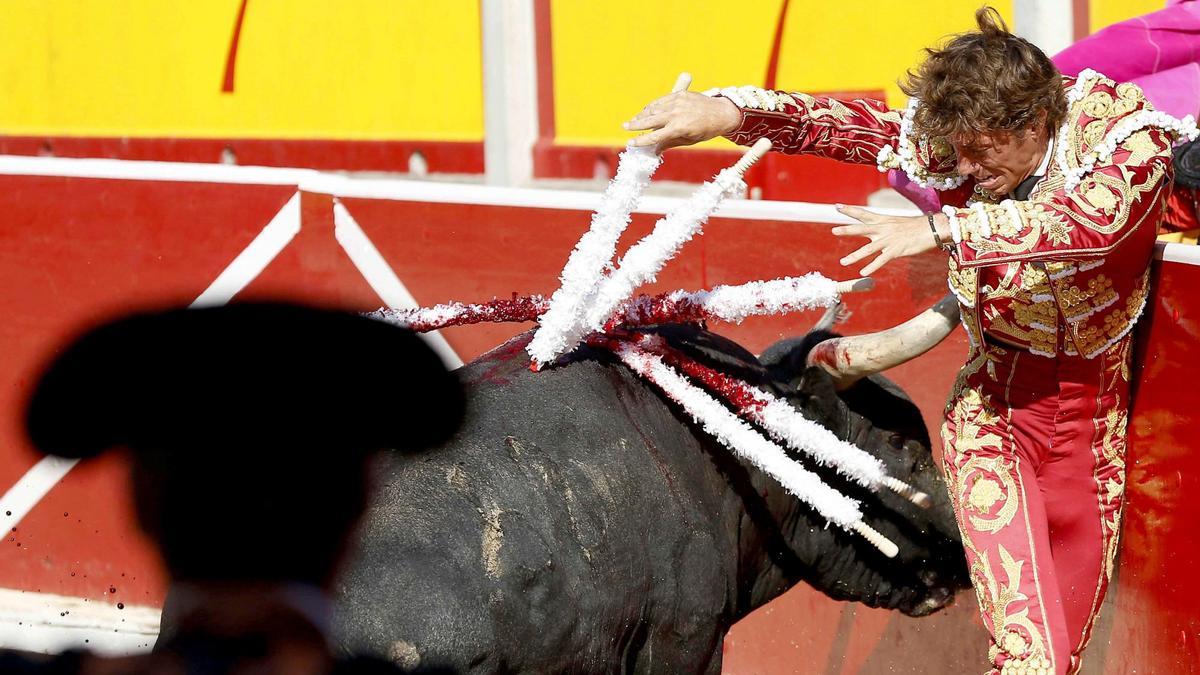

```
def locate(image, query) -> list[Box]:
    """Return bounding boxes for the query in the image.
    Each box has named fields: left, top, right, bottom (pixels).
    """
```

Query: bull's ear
left=760, top=329, right=842, bottom=384
left=793, top=366, right=845, bottom=424
left=795, top=365, right=838, bottom=398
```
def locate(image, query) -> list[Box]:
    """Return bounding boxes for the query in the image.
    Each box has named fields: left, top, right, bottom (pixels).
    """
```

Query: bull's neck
left=725, top=464, right=813, bottom=622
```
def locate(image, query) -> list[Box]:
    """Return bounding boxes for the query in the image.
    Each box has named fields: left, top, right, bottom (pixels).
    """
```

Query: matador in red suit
left=625, top=9, right=1199, bottom=675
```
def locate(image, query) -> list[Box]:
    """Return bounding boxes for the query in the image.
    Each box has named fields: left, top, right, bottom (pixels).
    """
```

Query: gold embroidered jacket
left=709, top=73, right=1192, bottom=358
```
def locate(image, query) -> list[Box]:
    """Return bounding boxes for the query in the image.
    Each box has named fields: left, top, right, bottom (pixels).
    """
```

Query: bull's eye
left=887, top=433, right=905, bottom=450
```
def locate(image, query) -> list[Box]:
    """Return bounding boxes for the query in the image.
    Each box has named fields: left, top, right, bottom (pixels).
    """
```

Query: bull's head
left=735, top=293, right=967, bottom=618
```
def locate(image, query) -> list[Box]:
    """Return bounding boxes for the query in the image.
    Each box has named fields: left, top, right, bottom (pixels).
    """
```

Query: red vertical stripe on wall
left=763, top=0, right=791, bottom=89
left=1072, top=0, right=1090, bottom=41
left=222, top=0, right=250, bottom=93
left=534, top=0, right=556, bottom=140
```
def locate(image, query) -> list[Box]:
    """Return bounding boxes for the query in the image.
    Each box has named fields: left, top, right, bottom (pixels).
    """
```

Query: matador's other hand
left=832, top=205, right=937, bottom=276
left=624, top=92, right=741, bottom=153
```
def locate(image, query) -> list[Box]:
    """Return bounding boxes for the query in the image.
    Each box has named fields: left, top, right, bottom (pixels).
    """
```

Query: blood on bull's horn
left=806, top=292, right=961, bottom=390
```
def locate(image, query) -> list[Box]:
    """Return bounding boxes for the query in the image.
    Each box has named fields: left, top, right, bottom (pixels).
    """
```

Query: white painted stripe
left=0, top=155, right=916, bottom=224
left=0, top=456, right=79, bottom=537
left=0, top=587, right=159, bottom=655
left=303, top=172, right=919, bottom=223
left=0, top=154, right=314, bottom=186
left=331, top=200, right=464, bottom=369
left=191, top=192, right=303, bottom=307
left=1157, top=240, right=1200, bottom=266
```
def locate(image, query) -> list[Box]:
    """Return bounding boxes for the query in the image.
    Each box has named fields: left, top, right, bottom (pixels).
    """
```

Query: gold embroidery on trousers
left=943, top=360, right=1055, bottom=674
left=960, top=455, right=1019, bottom=533
left=1098, top=401, right=1128, bottom=579
left=970, top=542, right=1052, bottom=671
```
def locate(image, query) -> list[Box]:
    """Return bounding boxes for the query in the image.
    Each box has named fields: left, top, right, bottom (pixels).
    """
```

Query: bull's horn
left=806, top=292, right=960, bottom=390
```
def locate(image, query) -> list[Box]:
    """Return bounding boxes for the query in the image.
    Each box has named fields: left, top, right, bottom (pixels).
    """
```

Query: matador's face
left=950, top=124, right=1051, bottom=197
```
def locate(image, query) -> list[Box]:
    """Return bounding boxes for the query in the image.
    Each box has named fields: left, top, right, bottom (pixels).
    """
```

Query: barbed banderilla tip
left=835, top=277, right=875, bottom=294
left=881, top=476, right=933, bottom=509
left=672, top=72, right=692, bottom=93
left=851, top=520, right=899, bottom=558
left=730, top=138, right=773, bottom=178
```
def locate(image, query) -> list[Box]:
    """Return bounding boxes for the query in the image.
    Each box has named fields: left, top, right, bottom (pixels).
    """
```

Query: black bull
left=333, top=325, right=969, bottom=673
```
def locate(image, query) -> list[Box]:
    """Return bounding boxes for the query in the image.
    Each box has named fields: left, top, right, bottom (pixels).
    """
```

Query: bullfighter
left=623, top=7, right=1196, bottom=674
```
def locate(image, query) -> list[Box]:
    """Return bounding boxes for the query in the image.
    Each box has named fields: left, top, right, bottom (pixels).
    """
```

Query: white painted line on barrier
left=0, top=456, right=80, bottom=539
left=303, top=172, right=919, bottom=223
left=1157, top=240, right=1200, bottom=266
left=0, top=154, right=913, bottom=224
left=0, top=154, right=314, bottom=186
left=0, top=587, right=159, bottom=655
left=10, top=155, right=1200, bottom=254
left=191, top=192, right=303, bottom=307
left=332, top=199, right=464, bottom=369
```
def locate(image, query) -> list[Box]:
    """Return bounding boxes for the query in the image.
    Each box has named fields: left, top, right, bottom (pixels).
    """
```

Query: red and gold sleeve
left=945, top=128, right=1175, bottom=266
left=706, top=86, right=901, bottom=165
left=706, top=86, right=963, bottom=188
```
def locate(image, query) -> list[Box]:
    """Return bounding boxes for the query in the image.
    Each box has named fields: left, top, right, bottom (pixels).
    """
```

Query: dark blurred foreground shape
left=5, top=302, right=465, bottom=674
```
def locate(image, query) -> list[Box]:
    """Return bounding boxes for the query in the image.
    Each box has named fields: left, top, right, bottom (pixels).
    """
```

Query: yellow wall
left=1090, top=0, right=1168, bottom=33
left=0, top=1, right=1175, bottom=145
left=551, top=0, right=1014, bottom=148
left=0, top=0, right=483, bottom=140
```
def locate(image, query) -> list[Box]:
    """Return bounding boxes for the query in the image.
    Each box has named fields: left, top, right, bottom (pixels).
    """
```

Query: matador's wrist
left=927, top=213, right=954, bottom=253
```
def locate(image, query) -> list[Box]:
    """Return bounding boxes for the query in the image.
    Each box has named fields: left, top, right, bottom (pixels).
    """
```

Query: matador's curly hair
left=900, top=7, right=1068, bottom=141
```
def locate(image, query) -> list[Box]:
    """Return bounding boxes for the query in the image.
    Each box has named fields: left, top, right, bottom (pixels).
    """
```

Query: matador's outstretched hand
left=833, top=205, right=950, bottom=276
left=623, top=80, right=742, bottom=153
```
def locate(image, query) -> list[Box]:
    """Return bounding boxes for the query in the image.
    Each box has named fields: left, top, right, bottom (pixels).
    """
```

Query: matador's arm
left=706, top=85, right=962, bottom=190
left=708, top=86, right=900, bottom=164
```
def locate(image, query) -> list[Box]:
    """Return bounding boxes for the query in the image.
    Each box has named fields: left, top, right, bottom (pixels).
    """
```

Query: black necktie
left=1012, top=174, right=1042, bottom=201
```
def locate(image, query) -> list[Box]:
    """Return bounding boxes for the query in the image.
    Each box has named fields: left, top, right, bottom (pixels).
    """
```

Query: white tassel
left=941, top=205, right=962, bottom=245
left=614, top=342, right=898, bottom=557
left=526, top=144, right=662, bottom=365
left=582, top=140, right=771, bottom=335
left=652, top=273, right=843, bottom=324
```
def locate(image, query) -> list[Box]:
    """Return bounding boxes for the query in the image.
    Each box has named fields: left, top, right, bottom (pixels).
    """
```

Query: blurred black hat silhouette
left=24, top=302, right=465, bottom=585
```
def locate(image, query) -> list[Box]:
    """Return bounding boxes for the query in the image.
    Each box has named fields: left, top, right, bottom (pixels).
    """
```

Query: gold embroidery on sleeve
left=865, top=107, right=902, bottom=125
left=1122, top=129, right=1160, bottom=166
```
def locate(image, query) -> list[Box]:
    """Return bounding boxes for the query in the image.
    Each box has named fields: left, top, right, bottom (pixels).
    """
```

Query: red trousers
left=940, top=337, right=1130, bottom=675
